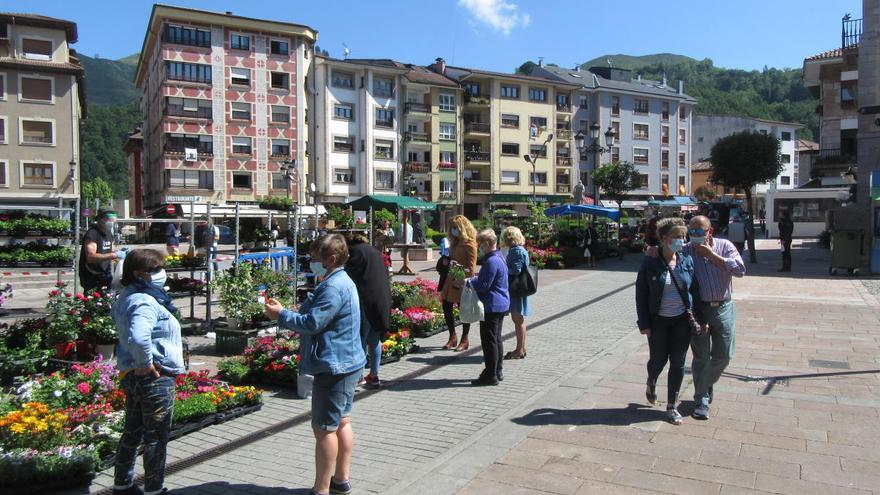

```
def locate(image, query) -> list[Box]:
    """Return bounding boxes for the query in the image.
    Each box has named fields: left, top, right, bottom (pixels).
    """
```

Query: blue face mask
left=310, top=261, right=327, bottom=278
left=689, top=236, right=706, bottom=246
left=451, top=227, right=461, bottom=237
left=150, top=269, right=167, bottom=290
left=668, top=239, right=684, bottom=253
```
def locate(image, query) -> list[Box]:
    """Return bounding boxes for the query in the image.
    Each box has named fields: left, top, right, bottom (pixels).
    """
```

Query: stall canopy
left=544, top=204, right=621, bottom=222
left=648, top=196, right=697, bottom=207
left=347, top=194, right=437, bottom=211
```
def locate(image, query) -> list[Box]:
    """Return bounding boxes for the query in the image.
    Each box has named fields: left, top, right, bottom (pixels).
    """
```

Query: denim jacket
left=635, top=250, right=704, bottom=331
left=112, top=285, right=185, bottom=375
left=278, top=268, right=366, bottom=375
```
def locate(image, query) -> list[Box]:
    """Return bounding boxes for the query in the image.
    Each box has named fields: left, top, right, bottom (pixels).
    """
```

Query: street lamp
left=575, top=124, right=616, bottom=205
left=70, top=159, right=80, bottom=295
left=522, top=133, right=554, bottom=203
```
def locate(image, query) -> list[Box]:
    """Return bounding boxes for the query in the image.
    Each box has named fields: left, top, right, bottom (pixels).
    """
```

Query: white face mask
left=150, top=269, right=167, bottom=289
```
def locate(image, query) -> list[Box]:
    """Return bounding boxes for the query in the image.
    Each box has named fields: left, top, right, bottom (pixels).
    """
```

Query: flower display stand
left=215, top=327, right=259, bottom=355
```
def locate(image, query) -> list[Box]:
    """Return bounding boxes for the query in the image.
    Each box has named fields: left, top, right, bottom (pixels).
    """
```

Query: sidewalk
left=455, top=240, right=880, bottom=494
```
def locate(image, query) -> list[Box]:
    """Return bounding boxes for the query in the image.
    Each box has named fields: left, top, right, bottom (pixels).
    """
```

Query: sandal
left=441, top=335, right=458, bottom=350
left=503, top=351, right=526, bottom=360
left=646, top=381, right=657, bottom=405
left=666, top=407, right=683, bottom=425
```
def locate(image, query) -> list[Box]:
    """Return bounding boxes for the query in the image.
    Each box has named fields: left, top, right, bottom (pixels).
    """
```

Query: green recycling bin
left=830, top=230, right=863, bottom=275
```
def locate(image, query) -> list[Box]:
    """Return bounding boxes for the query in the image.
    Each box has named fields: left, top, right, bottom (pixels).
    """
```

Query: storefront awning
left=490, top=193, right=570, bottom=204
left=347, top=194, right=436, bottom=211
left=544, top=204, right=621, bottom=221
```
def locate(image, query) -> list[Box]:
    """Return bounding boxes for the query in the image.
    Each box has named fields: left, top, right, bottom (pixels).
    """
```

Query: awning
left=543, top=204, right=620, bottom=222
left=171, top=203, right=326, bottom=218
left=600, top=200, right=648, bottom=209
left=648, top=196, right=697, bottom=207
left=347, top=194, right=437, bottom=211
left=490, top=193, right=570, bottom=204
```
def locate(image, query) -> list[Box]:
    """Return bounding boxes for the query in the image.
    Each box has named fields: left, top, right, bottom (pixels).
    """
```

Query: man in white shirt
left=726, top=216, right=746, bottom=254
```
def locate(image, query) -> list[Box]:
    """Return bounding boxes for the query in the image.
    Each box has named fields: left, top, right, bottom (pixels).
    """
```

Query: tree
left=693, top=185, right=717, bottom=201
left=591, top=161, right=639, bottom=209
left=81, top=177, right=115, bottom=205
left=710, top=130, right=782, bottom=263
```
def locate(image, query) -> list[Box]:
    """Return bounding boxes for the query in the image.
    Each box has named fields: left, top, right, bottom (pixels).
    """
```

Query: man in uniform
left=79, top=210, right=127, bottom=292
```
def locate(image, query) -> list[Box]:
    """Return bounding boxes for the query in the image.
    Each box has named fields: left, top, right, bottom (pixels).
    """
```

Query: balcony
left=438, top=161, right=457, bottom=170
left=556, top=103, right=572, bottom=113
left=464, top=94, right=490, bottom=106
left=404, top=161, right=431, bottom=174
left=465, top=122, right=491, bottom=134
left=164, top=145, right=213, bottom=157
left=556, top=156, right=572, bottom=167
left=812, top=148, right=857, bottom=174
left=556, top=184, right=571, bottom=194
left=405, top=102, right=430, bottom=114
left=439, top=190, right=457, bottom=201
left=843, top=16, right=862, bottom=50
left=166, top=106, right=212, bottom=120
left=464, top=179, right=491, bottom=192
left=465, top=150, right=491, bottom=163
left=555, top=128, right=571, bottom=140
left=405, top=131, right=430, bottom=143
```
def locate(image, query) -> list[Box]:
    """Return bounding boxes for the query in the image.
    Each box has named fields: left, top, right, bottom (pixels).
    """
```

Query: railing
left=375, top=119, right=394, bottom=129
left=164, top=145, right=213, bottom=156
left=556, top=184, right=571, bottom=193
left=814, top=148, right=857, bottom=166
left=464, top=179, right=491, bottom=192
left=438, top=162, right=457, bottom=170
left=465, top=151, right=491, bottom=162
left=405, top=102, right=429, bottom=113
left=465, top=122, right=491, bottom=134
left=556, top=156, right=572, bottom=167
left=555, top=129, right=571, bottom=139
left=405, top=131, right=429, bottom=143
left=404, top=162, right=431, bottom=173
left=166, top=106, right=212, bottom=119
left=465, top=94, right=490, bottom=105
left=333, top=143, right=354, bottom=153
left=556, top=103, right=571, bottom=112
left=843, top=17, right=862, bottom=49
left=270, top=151, right=290, bottom=159
left=439, top=191, right=457, bottom=200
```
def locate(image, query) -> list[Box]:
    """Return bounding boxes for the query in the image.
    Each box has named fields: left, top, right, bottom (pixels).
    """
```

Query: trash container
left=830, top=230, right=863, bottom=275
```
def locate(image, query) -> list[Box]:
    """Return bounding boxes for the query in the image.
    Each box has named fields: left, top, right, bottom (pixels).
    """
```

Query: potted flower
left=210, top=264, right=263, bottom=330
left=45, top=289, right=81, bottom=359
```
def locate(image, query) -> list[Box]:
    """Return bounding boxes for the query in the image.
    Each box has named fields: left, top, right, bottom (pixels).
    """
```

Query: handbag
left=662, top=256, right=702, bottom=336
left=459, top=282, right=485, bottom=324
left=509, top=265, right=538, bottom=298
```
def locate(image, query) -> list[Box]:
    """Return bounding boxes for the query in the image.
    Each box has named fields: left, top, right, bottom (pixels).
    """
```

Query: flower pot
left=75, top=339, right=94, bottom=361
left=95, top=343, right=116, bottom=360
left=54, top=341, right=76, bottom=359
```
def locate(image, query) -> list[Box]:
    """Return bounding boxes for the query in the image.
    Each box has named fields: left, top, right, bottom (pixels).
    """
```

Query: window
left=0, top=74, right=5, bottom=100
left=841, top=81, right=857, bottom=105
left=579, top=96, right=588, bottom=109
left=611, top=146, right=620, bottom=162
left=782, top=154, right=791, bottom=164
left=636, top=173, right=649, bottom=188
left=334, top=168, right=355, bottom=184
left=270, top=72, right=289, bottom=90
left=166, top=97, right=212, bottom=118
left=780, top=176, right=791, bottom=185
left=529, top=144, right=547, bottom=158
left=530, top=116, right=548, bottom=129
left=232, top=172, right=252, bottom=189
left=231, top=67, right=250, bottom=86
left=439, top=123, right=456, bottom=141
left=661, top=174, right=670, bottom=193
left=20, top=119, right=54, bottom=145
left=333, top=135, right=354, bottom=153
left=611, top=96, right=620, bottom=116
left=633, top=123, right=649, bottom=140
left=22, top=38, right=52, bottom=60
left=464, top=82, right=480, bottom=96
left=678, top=152, right=686, bottom=167
left=21, top=162, right=54, bottom=187
left=270, top=39, right=289, bottom=55
left=375, top=108, right=394, bottom=128
left=166, top=169, right=213, bottom=189
left=678, top=129, right=686, bottom=144
left=557, top=94, right=570, bottom=110
left=661, top=125, right=670, bottom=145
left=0, top=117, right=5, bottom=144
left=500, top=85, right=520, bottom=99
left=0, top=161, right=6, bottom=187
left=679, top=176, right=686, bottom=191
left=439, top=151, right=456, bottom=166
left=633, top=148, right=649, bottom=164
left=165, top=133, right=212, bottom=154
left=373, top=77, right=393, bottom=98
left=440, top=180, right=455, bottom=195
left=439, top=93, right=455, bottom=111
left=528, top=87, right=547, bottom=102
left=230, top=33, right=250, bottom=51
left=611, top=121, right=620, bottom=139
left=271, top=105, right=289, bottom=123
left=166, top=62, right=211, bottom=83
left=781, top=131, right=792, bottom=141
left=163, top=24, right=211, bottom=47
left=271, top=173, right=288, bottom=190
left=661, top=102, right=670, bottom=121
left=231, top=136, right=252, bottom=155
left=501, top=114, right=519, bottom=128
left=333, top=103, right=353, bottom=120
left=271, top=139, right=290, bottom=158
left=679, top=105, right=687, bottom=120
left=231, top=102, right=251, bottom=120
left=375, top=170, right=394, bottom=190
left=332, top=71, right=354, bottom=89
left=501, top=170, right=520, bottom=184
left=20, top=76, right=53, bottom=102
left=374, top=139, right=394, bottom=160
left=661, top=150, right=669, bottom=169
left=578, top=120, right=589, bottom=132
left=501, top=143, right=519, bottom=155
left=529, top=172, right=547, bottom=185
left=634, top=98, right=649, bottom=115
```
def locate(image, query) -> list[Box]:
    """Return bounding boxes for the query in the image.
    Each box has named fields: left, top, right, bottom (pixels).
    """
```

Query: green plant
left=171, top=393, right=217, bottom=424
left=252, top=227, right=273, bottom=244
left=326, top=205, right=354, bottom=229
left=217, top=357, right=249, bottom=384
left=0, top=445, right=98, bottom=487
left=258, top=196, right=294, bottom=211
left=372, top=208, right=399, bottom=232
left=211, top=264, right=263, bottom=322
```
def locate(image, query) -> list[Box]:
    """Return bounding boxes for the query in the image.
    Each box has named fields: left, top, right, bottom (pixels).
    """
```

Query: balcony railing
left=814, top=148, right=857, bottom=166
left=166, top=106, right=212, bottom=119
left=556, top=103, right=571, bottom=112
left=556, top=156, right=572, bottom=167
left=464, top=179, right=491, bottom=192
left=164, top=144, right=213, bottom=156
left=465, top=122, right=491, bottom=134
left=556, top=184, right=571, bottom=193
left=405, top=102, right=429, bottom=113
left=439, top=190, right=457, bottom=200
left=405, top=131, right=429, bottom=143
left=438, top=161, right=457, bottom=170
left=465, top=94, right=490, bottom=106
left=843, top=17, right=862, bottom=49
left=465, top=151, right=491, bottom=162
left=404, top=161, right=431, bottom=173
left=555, top=129, right=571, bottom=140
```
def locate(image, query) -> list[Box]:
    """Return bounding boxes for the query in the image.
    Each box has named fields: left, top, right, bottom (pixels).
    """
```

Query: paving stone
left=612, top=468, right=721, bottom=495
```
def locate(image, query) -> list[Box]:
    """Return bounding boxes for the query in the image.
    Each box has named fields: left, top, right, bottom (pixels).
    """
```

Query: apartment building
left=312, top=57, right=407, bottom=202
left=431, top=61, right=579, bottom=217
left=133, top=5, right=317, bottom=212
left=0, top=13, right=85, bottom=207
left=534, top=64, right=696, bottom=202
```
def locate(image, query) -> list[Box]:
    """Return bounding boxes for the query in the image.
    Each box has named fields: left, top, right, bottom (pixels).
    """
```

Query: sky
left=2, top=0, right=864, bottom=72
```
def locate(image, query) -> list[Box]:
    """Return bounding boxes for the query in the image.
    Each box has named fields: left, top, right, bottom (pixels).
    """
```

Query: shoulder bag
left=509, top=249, right=538, bottom=298
left=662, top=256, right=702, bottom=336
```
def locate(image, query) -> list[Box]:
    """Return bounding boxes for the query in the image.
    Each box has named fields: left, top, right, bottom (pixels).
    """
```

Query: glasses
left=688, top=229, right=706, bottom=236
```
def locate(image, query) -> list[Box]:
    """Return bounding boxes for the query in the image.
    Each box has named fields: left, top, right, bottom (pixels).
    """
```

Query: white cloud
left=458, top=0, right=531, bottom=36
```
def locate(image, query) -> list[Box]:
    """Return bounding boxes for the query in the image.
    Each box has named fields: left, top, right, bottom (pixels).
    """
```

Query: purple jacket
left=469, top=249, right=510, bottom=313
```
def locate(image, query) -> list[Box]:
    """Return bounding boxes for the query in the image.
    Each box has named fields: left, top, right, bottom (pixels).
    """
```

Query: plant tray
left=169, top=413, right=218, bottom=440
left=413, top=325, right=446, bottom=339
left=215, top=403, right=263, bottom=424
left=4, top=470, right=95, bottom=493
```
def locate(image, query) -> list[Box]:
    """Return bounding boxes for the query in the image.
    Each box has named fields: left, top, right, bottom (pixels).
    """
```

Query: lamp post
left=70, top=159, right=80, bottom=295
left=522, top=133, right=554, bottom=203
left=575, top=123, right=616, bottom=205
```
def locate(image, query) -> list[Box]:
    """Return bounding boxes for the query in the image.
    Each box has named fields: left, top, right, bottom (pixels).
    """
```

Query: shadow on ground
left=512, top=403, right=666, bottom=426
left=386, top=377, right=475, bottom=391
left=170, top=482, right=308, bottom=494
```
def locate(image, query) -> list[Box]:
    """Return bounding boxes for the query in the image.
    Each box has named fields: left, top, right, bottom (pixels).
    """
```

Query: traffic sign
left=167, top=204, right=177, bottom=215
left=82, top=207, right=92, bottom=217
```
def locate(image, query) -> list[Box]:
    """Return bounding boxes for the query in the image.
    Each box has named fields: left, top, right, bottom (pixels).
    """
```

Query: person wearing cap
left=80, top=210, right=127, bottom=292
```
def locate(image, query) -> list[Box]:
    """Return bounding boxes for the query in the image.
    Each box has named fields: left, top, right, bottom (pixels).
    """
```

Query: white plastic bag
left=459, top=282, right=484, bottom=324
left=110, top=257, right=126, bottom=292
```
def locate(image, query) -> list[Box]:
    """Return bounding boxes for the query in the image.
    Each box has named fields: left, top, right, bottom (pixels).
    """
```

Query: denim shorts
left=311, top=370, right=360, bottom=431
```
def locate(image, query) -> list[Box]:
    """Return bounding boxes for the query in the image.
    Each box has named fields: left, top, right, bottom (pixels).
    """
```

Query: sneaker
left=471, top=375, right=499, bottom=386
left=363, top=374, right=381, bottom=389
left=692, top=404, right=710, bottom=420
left=113, top=486, right=144, bottom=495
left=497, top=371, right=504, bottom=382
left=666, top=407, right=683, bottom=425
left=708, top=386, right=714, bottom=404
left=330, top=477, right=352, bottom=495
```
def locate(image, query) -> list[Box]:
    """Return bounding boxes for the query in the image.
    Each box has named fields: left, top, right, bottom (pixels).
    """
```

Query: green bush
left=426, top=227, right=445, bottom=246
left=217, top=356, right=249, bottom=384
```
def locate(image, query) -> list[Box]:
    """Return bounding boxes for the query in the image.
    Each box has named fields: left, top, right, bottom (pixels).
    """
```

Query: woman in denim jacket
left=265, top=234, right=366, bottom=495
left=501, top=226, right=530, bottom=360
left=635, top=218, right=703, bottom=425
left=111, top=248, right=184, bottom=495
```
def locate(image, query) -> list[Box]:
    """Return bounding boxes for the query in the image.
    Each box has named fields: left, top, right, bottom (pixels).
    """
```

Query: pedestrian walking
left=636, top=218, right=702, bottom=425
left=501, top=226, right=530, bottom=360
left=778, top=211, right=794, bottom=272
left=345, top=233, right=391, bottom=389
left=684, top=215, right=745, bottom=420
left=165, top=221, right=182, bottom=255
left=79, top=210, right=128, bottom=292
left=111, top=248, right=184, bottom=495
left=271, top=223, right=280, bottom=248
left=439, top=215, right=477, bottom=352
left=726, top=216, right=746, bottom=254
left=265, top=234, right=365, bottom=495
left=468, top=228, right=510, bottom=386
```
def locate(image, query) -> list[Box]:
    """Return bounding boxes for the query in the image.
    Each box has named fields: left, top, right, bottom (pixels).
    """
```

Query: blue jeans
left=311, top=370, right=360, bottom=431
left=365, top=329, right=381, bottom=377
left=114, top=373, right=175, bottom=493
left=691, top=301, right=737, bottom=407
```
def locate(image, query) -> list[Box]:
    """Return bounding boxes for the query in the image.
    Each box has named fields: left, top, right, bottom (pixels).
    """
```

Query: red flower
left=92, top=291, right=101, bottom=298
left=295, top=354, right=302, bottom=363
left=49, top=290, right=59, bottom=297
left=76, top=382, right=91, bottom=395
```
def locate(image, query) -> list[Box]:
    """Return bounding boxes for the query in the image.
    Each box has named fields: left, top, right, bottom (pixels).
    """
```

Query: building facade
left=134, top=5, right=317, bottom=212
left=0, top=13, right=84, bottom=208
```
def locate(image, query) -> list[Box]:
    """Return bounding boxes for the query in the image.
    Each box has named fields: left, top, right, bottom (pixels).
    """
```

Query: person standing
left=726, top=216, right=746, bottom=254
left=501, top=227, right=530, bottom=360
left=80, top=210, right=127, bottom=292
left=778, top=211, right=794, bottom=272
left=271, top=223, right=280, bottom=248
left=582, top=223, right=598, bottom=267
left=468, top=229, right=509, bottom=386
left=439, top=215, right=477, bottom=352
left=165, top=221, right=181, bottom=256
left=684, top=215, right=745, bottom=420
left=345, top=234, right=391, bottom=389
left=265, top=234, right=364, bottom=495
left=636, top=218, right=702, bottom=425
left=111, top=249, right=184, bottom=495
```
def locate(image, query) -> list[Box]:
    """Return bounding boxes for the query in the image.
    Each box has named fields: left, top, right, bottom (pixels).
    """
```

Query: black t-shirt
left=80, top=226, right=113, bottom=284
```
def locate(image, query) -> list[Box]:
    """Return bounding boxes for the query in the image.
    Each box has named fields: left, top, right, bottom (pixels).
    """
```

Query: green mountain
left=580, top=53, right=697, bottom=70
left=79, top=53, right=139, bottom=106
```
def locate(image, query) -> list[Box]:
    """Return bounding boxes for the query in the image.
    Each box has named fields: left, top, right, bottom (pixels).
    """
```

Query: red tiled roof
left=0, top=12, right=78, bottom=42
left=404, top=66, right=458, bottom=87
left=805, top=48, right=845, bottom=61
left=691, top=161, right=713, bottom=172
left=0, top=57, right=83, bottom=74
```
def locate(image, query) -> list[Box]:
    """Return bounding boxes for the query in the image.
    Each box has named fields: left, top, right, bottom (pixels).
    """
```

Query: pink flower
left=76, top=382, right=91, bottom=395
